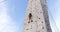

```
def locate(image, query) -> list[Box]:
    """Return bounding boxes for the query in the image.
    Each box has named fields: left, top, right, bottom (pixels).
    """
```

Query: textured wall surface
left=23, top=0, right=52, bottom=32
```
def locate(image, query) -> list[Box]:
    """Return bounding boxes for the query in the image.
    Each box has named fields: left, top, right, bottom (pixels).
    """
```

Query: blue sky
left=47, top=0, right=60, bottom=32
left=8, top=0, right=28, bottom=32
left=0, top=0, right=60, bottom=32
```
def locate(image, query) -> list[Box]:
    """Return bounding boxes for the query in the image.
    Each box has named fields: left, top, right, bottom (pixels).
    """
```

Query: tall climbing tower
left=23, top=0, right=52, bottom=32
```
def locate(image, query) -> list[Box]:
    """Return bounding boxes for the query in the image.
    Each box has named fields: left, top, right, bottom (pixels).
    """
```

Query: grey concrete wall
left=23, top=0, right=52, bottom=32
left=40, top=0, right=52, bottom=32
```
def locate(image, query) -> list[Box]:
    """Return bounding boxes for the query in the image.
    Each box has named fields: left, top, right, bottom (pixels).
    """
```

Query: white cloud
left=0, top=0, right=4, bottom=2
left=48, top=0, right=60, bottom=32
left=54, top=0, right=60, bottom=32
left=49, top=0, right=60, bottom=32
left=0, top=0, right=18, bottom=32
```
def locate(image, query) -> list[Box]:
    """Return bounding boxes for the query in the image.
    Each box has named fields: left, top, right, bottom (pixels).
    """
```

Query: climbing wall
left=23, top=0, right=52, bottom=32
